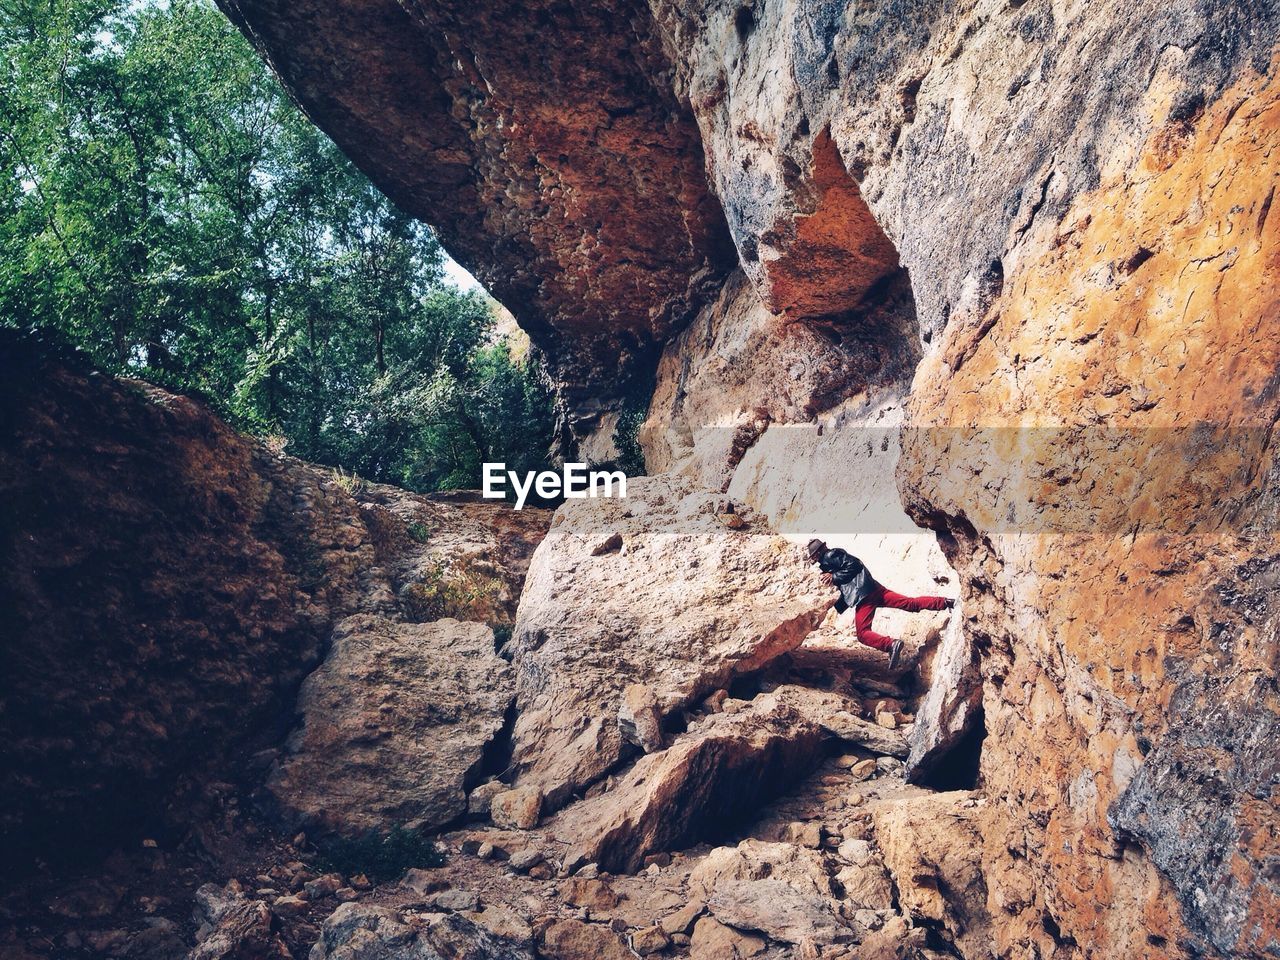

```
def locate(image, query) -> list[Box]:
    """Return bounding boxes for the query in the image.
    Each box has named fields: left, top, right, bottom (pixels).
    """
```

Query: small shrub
left=330, top=466, right=367, bottom=495
left=491, top=622, right=513, bottom=649
left=314, top=826, right=444, bottom=883
left=406, top=521, right=432, bottom=544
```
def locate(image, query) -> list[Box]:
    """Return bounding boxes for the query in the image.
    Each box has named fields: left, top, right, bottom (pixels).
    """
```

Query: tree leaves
left=1, top=0, right=554, bottom=492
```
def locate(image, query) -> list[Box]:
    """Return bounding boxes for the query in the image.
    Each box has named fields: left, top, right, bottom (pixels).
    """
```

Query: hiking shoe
left=888, top=639, right=904, bottom=671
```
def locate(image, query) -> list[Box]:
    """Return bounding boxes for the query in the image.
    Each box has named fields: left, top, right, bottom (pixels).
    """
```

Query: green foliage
left=490, top=622, right=513, bottom=649
left=315, top=826, right=444, bottom=883
left=406, top=521, right=431, bottom=544
left=612, top=401, right=648, bottom=477
left=0, top=0, right=554, bottom=492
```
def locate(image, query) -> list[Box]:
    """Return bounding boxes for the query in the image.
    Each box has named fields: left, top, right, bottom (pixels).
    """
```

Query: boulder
left=872, top=793, right=990, bottom=957
left=540, top=919, right=638, bottom=960
left=490, top=786, right=543, bottom=830
left=467, top=781, right=507, bottom=820
left=660, top=900, right=706, bottom=936
left=269, top=895, right=307, bottom=919
left=849, top=760, right=878, bottom=781
left=433, top=889, right=481, bottom=912
left=688, top=840, right=853, bottom=945
left=188, top=883, right=289, bottom=960
left=310, top=902, right=535, bottom=960
left=551, top=696, right=826, bottom=873
left=630, top=926, right=669, bottom=955
left=303, top=874, right=342, bottom=900
left=564, top=877, right=621, bottom=911
left=834, top=861, right=895, bottom=912
left=267, top=616, right=513, bottom=835
left=762, top=685, right=908, bottom=758
left=618, top=684, right=664, bottom=754
left=507, top=848, right=544, bottom=873
left=462, top=905, right=533, bottom=947
left=689, top=917, right=766, bottom=960
left=509, top=475, right=832, bottom=808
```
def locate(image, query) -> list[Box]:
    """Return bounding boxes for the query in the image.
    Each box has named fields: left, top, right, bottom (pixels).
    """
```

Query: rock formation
left=0, top=334, right=360, bottom=866
left=549, top=695, right=827, bottom=873
left=5, top=0, right=1280, bottom=955
left=214, top=0, right=738, bottom=447
left=0, top=333, right=550, bottom=867
left=265, top=616, right=514, bottom=836
left=310, top=903, right=536, bottom=960
left=904, top=609, right=982, bottom=786
left=507, top=474, right=833, bottom=808
left=207, top=0, right=1280, bottom=955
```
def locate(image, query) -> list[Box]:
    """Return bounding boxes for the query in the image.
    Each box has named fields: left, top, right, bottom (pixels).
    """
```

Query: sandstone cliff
left=208, top=1, right=1280, bottom=957
left=5, top=1, right=1280, bottom=958
left=0, top=332, right=550, bottom=869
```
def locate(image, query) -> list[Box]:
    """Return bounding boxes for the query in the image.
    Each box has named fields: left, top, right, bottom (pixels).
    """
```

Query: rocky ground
left=2, top=345, right=977, bottom=960
left=0, top=633, right=974, bottom=960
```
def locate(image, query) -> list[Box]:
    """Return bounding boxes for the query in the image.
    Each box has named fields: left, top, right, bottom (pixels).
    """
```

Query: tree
left=0, top=0, right=554, bottom=492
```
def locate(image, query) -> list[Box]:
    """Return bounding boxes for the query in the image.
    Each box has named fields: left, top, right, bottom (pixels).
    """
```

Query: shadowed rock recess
left=3, top=0, right=1280, bottom=957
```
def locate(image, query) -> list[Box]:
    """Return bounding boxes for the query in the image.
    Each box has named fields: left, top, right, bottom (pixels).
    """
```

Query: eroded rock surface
left=905, top=610, right=982, bottom=786
left=509, top=474, right=833, bottom=808
left=0, top=334, right=550, bottom=872
left=688, top=840, right=852, bottom=945
left=898, top=60, right=1280, bottom=960
left=266, top=616, right=513, bottom=836
left=873, top=792, right=991, bottom=959
left=215, top=0, right=736, bottom=443
left=310, top=902, right=536, bottom=960
left=19, top=0, right=1280, bottom=955
left=550, top=695, right=825, bottom=872
left=0, top=335, right=365, bottom=865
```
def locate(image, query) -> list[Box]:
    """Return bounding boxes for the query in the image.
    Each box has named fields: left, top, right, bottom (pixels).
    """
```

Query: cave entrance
left=918, top=708, right=986, bottom=791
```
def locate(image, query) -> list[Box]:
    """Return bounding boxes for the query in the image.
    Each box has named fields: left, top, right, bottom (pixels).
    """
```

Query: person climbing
left=805, top=538, right=954, bottom=670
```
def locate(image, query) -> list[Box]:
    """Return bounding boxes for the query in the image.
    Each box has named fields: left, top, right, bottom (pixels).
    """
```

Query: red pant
left=854, top=585, right=949, bottom=651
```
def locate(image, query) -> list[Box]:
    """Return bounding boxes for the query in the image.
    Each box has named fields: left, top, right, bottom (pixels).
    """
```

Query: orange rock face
left=215, top=0, right=736, bottom=442
left=899, top=61, right=1280, bottom=959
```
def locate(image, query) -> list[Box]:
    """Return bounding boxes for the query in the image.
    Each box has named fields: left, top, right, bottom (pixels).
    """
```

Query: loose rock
left=491, top=786, right=543, bottom=830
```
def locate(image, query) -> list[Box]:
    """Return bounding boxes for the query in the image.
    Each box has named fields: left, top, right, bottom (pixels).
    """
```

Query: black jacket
left=817, top=548, right=879, bottom=612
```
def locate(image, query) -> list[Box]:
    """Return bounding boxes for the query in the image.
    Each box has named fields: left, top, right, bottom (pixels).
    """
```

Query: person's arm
left=816, top=549, right=836, bottom=586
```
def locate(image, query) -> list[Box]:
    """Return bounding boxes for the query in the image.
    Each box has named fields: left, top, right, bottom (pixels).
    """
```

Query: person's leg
left=878, top=587, right=949, bottom=613
left=854, top=602, right=894, bottom=651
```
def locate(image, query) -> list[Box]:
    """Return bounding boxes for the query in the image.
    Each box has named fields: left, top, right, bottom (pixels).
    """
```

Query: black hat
left=805, top=538, right=825, bottom=559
